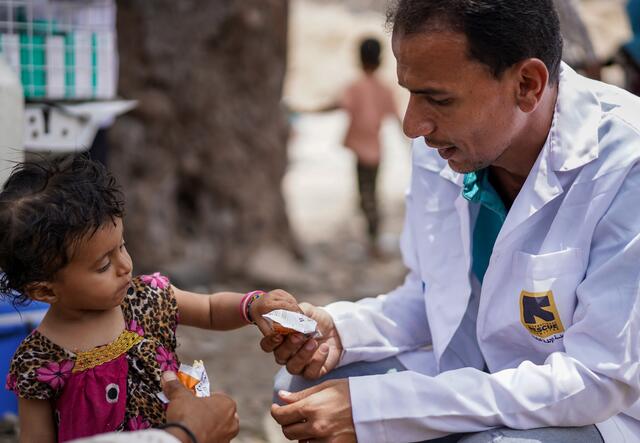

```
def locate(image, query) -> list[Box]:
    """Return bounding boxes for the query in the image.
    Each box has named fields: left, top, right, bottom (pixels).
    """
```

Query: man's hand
left=162, top=371, right=240, bottom=443
left=271, top=379, right=356, bottom=442
left=260, top=302, right=343, bottom=379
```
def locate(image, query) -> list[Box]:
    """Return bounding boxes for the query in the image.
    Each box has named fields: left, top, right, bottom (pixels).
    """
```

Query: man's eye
left=428, top=97, right=453, bottom=106
left=97, top=262, right=111, bottom=273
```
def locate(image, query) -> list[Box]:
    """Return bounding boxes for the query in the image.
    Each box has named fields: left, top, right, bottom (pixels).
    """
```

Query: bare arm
left=173, top=286, right=245, bottom=330
left=19, top=398, right=55, bottom=443
left=174, top=286, right=301, bottom=334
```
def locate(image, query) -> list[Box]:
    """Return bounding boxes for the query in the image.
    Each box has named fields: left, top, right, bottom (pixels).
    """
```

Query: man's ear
left=24, top=282, right=57, bottom=304
left=513, top=58, right=549, bottom=113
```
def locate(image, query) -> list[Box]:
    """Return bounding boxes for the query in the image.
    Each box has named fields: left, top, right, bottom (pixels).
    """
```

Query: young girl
left=0, top=156, right=300, bottom=442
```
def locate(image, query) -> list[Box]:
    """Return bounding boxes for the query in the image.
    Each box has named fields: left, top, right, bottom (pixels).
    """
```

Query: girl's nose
left=116, top=250, right=132, bottom=276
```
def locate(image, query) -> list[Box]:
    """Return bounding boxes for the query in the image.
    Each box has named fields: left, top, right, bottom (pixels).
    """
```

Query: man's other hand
left=271, top=379, right=356, bottom=442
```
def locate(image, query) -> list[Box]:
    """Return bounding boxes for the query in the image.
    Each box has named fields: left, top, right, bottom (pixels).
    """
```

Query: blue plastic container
left=0, top=297, right=48, bottom=417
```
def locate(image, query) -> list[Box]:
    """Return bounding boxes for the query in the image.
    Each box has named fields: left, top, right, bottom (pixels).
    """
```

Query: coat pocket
left=479, top=248, right=587, bottom=364
left=513, top=248, right=586, bottom=280
left=511, top=248, right=586, bottom=348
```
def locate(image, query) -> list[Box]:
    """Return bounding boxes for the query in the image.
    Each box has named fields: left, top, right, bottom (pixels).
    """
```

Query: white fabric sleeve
left=349, top=164, right=640, bottom=443
left=71, top=430, right=180, bottom=443
left=324, top=189, right=432, bottom=367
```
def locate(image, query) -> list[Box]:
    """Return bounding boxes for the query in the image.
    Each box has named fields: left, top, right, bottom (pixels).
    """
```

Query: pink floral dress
left=6, top=273, right=179, bottom=442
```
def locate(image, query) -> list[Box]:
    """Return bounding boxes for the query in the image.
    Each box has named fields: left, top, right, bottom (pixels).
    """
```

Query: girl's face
left=49, top=217, right=133, bottom=314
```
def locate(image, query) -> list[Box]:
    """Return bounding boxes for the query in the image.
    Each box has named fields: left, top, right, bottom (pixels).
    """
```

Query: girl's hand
left=250, top=289, right=302, bottom=337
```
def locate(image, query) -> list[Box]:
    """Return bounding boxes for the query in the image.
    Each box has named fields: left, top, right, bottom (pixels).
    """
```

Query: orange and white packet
left=157, top=360, right=210, bottom=403
left=262, top=309, right=320, bottom=337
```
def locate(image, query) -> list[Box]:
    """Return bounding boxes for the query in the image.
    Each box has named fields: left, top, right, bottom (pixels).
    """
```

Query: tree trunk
left=110, top=0, right=293, bottom=284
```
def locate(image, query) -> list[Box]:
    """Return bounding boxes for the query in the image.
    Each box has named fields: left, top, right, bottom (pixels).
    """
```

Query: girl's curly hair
left=0, top=155, right=125, bottom=305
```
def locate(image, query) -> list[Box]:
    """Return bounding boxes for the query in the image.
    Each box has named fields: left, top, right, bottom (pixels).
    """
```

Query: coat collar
left=493, top=63, right=603, bottom=249
left=548, top=63, right=601, bottom=172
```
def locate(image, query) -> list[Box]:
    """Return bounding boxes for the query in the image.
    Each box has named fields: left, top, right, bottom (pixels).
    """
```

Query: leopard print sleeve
left=125, top=274, right=179, bottom=352
left=6, top=331, right=73, bottom=401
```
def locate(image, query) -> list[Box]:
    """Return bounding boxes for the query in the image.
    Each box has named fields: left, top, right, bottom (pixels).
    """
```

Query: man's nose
left=403, top=98, right=436, bottom=139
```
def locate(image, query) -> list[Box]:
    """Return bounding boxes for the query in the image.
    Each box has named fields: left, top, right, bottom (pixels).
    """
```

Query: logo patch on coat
left=519, top=290, right=565, bottom=343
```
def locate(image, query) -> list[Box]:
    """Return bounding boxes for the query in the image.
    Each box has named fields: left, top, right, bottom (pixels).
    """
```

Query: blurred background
left=0, top=0, right=637, bottom=441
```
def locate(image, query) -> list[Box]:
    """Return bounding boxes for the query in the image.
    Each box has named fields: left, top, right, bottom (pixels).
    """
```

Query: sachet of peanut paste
left=157, top=360, right=210, bottom=403
left=262, top=309, right=320, bottom=337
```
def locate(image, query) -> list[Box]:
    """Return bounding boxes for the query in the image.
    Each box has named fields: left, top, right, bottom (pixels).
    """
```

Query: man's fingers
left=271, top=402, right=306, bottom=426
left=302, top=343, right=330, bottom=379
left=285, top=338, right=319, bottom=375
left=281, top=421, right=313, bottom=441
left=161, top=371, right=190, bottom=400
left=260, top=334, right=283, bottom=352
left=278, top=381, right=332, bottom=404
left=230, top=412, right=240, bottom=439
left=273, top=334, right=307, bottom=365
left=299, top=302, right=318, bottom=320
left=161, top=370, right=178, bottom=385
left=320, top=344, right=341, bottom=377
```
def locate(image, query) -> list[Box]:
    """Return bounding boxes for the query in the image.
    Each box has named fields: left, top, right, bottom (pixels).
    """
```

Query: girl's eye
left=97, top=262, right=111, bottom=273
left=119, top=240, right=126, bottom=250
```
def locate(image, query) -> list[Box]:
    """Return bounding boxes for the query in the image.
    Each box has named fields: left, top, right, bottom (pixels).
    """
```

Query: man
left=264, top=1, right=640, bottom=442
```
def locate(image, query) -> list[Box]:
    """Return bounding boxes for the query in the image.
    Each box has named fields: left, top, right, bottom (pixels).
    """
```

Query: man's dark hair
left=360, top=37, right=382, bottom=71
left=0, top=155, right=125, bottom=304
left=387, top=0, right=563, bottom=84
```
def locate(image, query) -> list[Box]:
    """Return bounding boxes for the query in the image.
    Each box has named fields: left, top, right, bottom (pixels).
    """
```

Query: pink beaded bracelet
left=240, top=290, right=266, bottom=324
left=239, top=292, right=253, bottom=323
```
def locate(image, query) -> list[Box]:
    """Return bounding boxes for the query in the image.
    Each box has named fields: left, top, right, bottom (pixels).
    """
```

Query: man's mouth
left=423, top=137, right=458, bottom=160
left=437, top=146, right=457, bottom=160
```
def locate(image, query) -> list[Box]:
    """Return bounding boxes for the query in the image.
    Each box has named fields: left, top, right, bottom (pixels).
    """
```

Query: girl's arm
left=18, top=398, right=55, bottom=443
left=173, top=286, right=301, bottom=333
left=174, top=287, right=244, bottom=330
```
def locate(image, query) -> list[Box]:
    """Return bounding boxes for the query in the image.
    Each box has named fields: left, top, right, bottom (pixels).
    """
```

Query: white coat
left=324, top=64, right=640, bottom=442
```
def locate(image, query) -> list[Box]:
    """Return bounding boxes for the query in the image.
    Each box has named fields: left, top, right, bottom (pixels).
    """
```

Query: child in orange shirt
left=340, top=38, right=400, bottom=256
